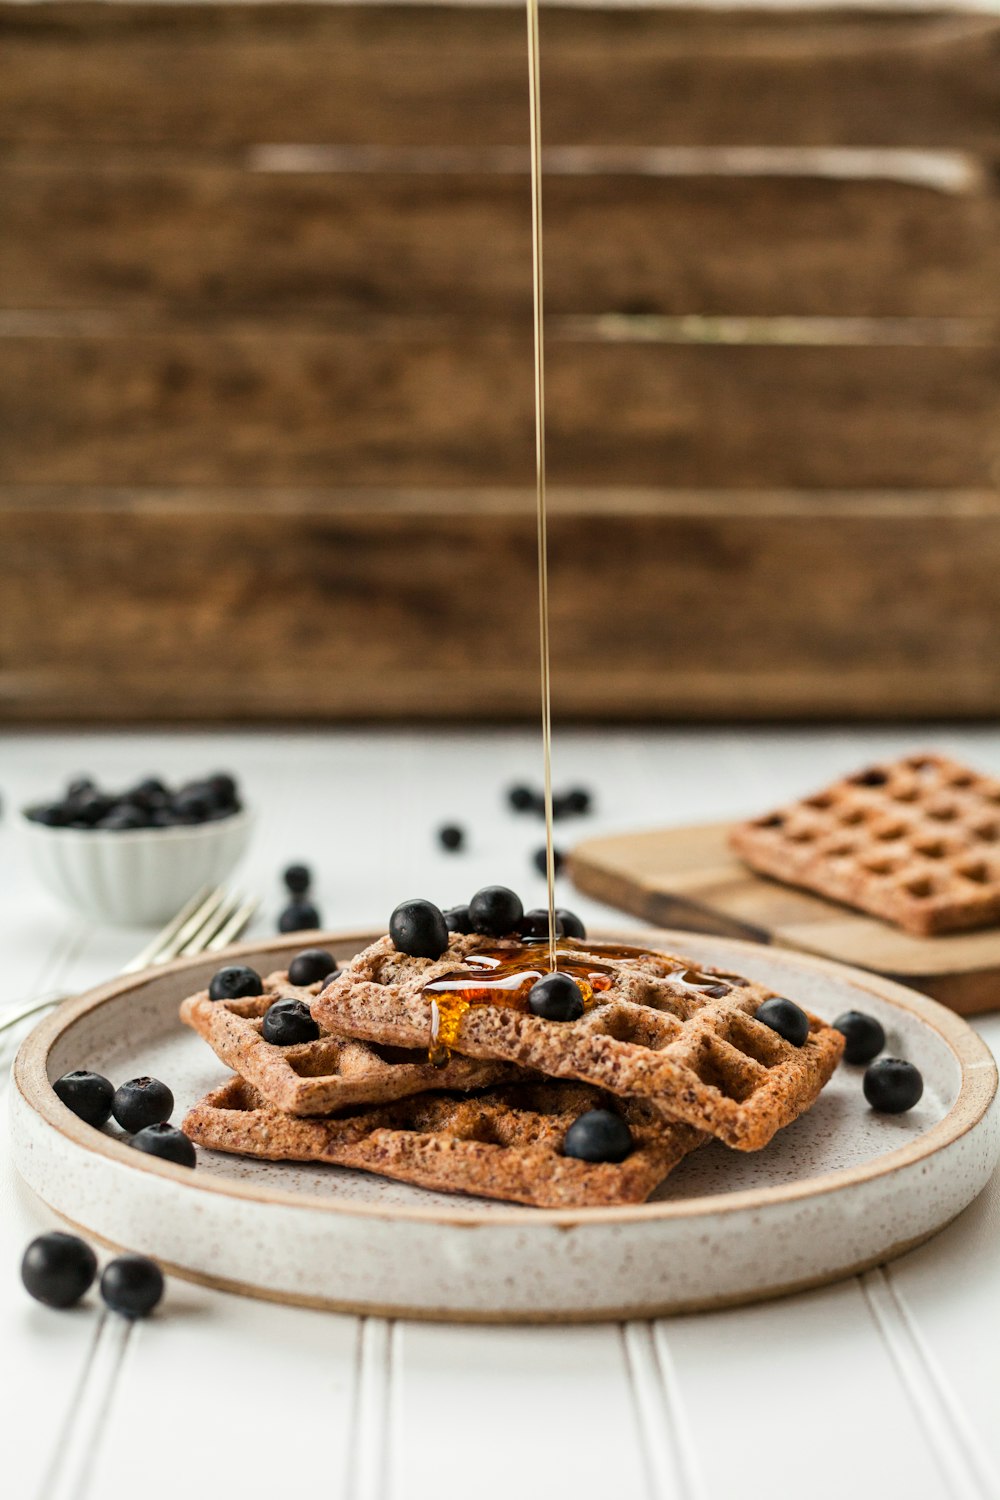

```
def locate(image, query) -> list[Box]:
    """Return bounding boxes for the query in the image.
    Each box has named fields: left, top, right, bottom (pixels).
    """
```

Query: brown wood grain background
left=2, top=2, right=999, bottom=721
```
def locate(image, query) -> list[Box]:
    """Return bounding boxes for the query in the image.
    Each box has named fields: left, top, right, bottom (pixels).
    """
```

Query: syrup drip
left=425, top=947, right=614, bottom=1065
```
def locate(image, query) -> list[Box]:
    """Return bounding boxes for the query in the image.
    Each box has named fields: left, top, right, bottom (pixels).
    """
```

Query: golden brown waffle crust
left=730, top=752, right=1000, bottom=937
left=312, top=935, right=843, bottom=1151
left=180, top=970, right=510, bottom=1116
left=183, top=1075, right=706, bottom=1209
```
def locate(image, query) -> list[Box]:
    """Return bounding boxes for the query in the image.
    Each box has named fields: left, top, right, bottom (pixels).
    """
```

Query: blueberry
left=444, top=904, right=473, bottom=934
left=112, top=1077, right=174, bottom=1134
left=100, top=1255, right=164, bottom=1319
left=278, top=900, right=322, bottom=933
left=756, top=997, right=810, bottom=1047
left=527, top=973, right=584, bottom=1022
left=21, top=1232, right=97, bottom=1309
left=507, top=785, right=536, bottom=813
left=556, top=908, right=586, bottom=940
left=26, top=801, right=75, bottom=827
left=834, top=1010, right=886, bottom=1066
left=468, top=886, right=523, bottom=937
left=288, top=948, right=336, bottom=987
left=864, top=1058, right=924, bottom=1114
left=129, top=1123, right=197, bottom=1168
left=532, top=845, right=565, bottom=877
left=321, top=973, right=339, bottom=990
left=69, top=790, right=113, bottom=826
left=283, top=862, right=312, bottom=896
left=171, top=785, right=213, bottom=824
left=66, top=776, right=97, bottom=801
left=98, top=807, right=147, bottom=831
left=53, top=1070, right=114, bottom=1128
left=208, top=964, right=263, bottom=1002
left=262, top=998, right=320, bottom=1046
left=565, top=788, right=592, bottom=815
left=563, top=1110, right=632, bottom=1163
left=125, top=778, right=169, bottom=811
left=206, top=772, right=239, bottom=809
left=519, top=907, right=564, bottom=940
left=438, top=824, right=465, bottom=852
left=551, top=793, right=576, bottom=821
left=389, top=899, right=449, bottom=959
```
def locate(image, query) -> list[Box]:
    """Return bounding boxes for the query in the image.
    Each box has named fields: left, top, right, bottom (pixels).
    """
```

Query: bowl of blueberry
left=19, top=771, right=252, bottom=926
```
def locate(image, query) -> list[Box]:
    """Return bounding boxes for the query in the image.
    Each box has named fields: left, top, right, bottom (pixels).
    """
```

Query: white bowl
left=17, top=808, right=254, bottom=927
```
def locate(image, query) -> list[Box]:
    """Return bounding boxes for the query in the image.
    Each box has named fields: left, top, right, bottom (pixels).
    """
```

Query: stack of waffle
left=181, top=932, right=844, bottom=1209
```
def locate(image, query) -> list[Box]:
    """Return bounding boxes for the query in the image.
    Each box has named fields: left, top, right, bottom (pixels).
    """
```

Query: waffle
left=183, top=1074, right=706, bottom=1209
left=312, top=936, right=843, bottom=1151
left=730, top=751, right=1000, bottom=937
left=180, top=970, right=510, bottom=1116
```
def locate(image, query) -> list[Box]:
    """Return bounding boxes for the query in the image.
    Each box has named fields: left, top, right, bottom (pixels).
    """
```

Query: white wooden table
left=4, top=726, right=1000, bottom=1500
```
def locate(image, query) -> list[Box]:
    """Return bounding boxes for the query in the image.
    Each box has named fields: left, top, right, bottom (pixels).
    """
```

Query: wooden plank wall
left=1, top=3, right=999, bottom=721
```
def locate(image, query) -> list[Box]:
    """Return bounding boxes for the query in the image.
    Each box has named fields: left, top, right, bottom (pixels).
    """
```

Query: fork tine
left=178, top=890, right=244, bottom=957
left=206, top=896, right=260, bottom=951
left=136, top=886, right=229, bottom=969
left=119, top=886, right=216, bottom=974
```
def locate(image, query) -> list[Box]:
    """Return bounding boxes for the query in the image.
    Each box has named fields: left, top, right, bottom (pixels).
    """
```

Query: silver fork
left=0, top=885, right=259, bottom=1035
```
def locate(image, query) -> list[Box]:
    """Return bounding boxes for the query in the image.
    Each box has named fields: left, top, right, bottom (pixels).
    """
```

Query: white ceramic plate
left=10, top=928, right=999, bottom=1322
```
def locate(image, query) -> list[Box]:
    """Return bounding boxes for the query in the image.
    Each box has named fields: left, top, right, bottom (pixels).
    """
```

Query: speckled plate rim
left=12, top=926, right=998, bottom=1229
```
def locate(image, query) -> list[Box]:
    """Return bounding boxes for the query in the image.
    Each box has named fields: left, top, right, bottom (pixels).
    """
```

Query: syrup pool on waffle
left=422, top=938, right=749, bottom=1064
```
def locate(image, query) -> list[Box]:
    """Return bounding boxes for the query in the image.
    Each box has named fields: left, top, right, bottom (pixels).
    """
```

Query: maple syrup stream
left=526, top=0, right=558, bottom=974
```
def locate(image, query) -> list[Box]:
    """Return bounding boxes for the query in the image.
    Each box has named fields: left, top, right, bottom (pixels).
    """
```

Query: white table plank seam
left=650, top=1323, right=711, bottom=1500
left=36, top=1312, right=131, bottom=1500
left=346, top=1317, right=394, bottom=1500
left=861, top=1268, right=999, bottom=1500
left=622, top=1321, right=693, bottom=1499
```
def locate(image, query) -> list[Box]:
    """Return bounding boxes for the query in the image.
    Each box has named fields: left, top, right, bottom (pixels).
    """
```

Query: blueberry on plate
left=527, top=973, right=584, bottom=1022
left=287, top=947, right=336, bottom=987
left=53, top=1070, right=114, bottom=1129
left=283, top=862, right=312, bottom=896
left=833, top=1009, right=886, bottom=1066
left=100, top=1255, right=164, bottom=1319
left=468, top=885, right=523, bottom=937
left=532, top=845, right=565, bottom=877
left=278, top=899, right=322, bottom=934
left=21, top=1232, right=97, bottom=1309
left=444, top=904, right=473, bottom=935
left=555, top=908, right=586, bottom=940
left=563, top=1109, right=632, bottom=1163
left=519, top=908, right=564, bottom=940
left=129, top=1123, right=197, bottom=1168
left=389, top=899, right=449, bottom=959
left=755, top=997, right=810, bottom=1047
left=113, top=1076, right=174, bottom=1134
left=864, top=1058, right=924, bottom=1114
left=262, top=998, right=320, bottom=1046
left=438, top=824, right=465, bottom=852
left=208, top=964, right=263, bottom=1002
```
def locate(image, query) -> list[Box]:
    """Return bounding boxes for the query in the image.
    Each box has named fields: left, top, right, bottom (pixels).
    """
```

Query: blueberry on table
left=468, top=885, right=523, bottom=937
left=21, top=1232, right=97, bottom=1309
left=532, top=845, right=565, bottom=877
left=278, top=900, right=322, bottom=934
left=262, top=998, right=320, bottom=1046
left=438, top=824, right=465, bottom=852
left=208, top=964, right=263, bottom=1002
left=563, top=1110, right=633, bottom=1163
left=130, top=1123, right=197, bottom=1168
left=53, top=1070, right=114, bottom=1129
left=527, top=973, right=584, bottom=1022
left=565, top=788, right=592, bottom=815
left=389, top=899, right=449, bottom=959
left=113, top=1077, right=174, bottom=1134
left=555, top=908, right=586, bottom=940
left=444, top=905, right=473, bottom=935
left=100, top=1255, right=164, bottom=1319
left=864, top=1058, right=924, bottom=1114
left=833, top=1010, right=886, bottom=1066
left=755, top=997, right=810, bottom=1047
left=288, top=947, right=336, bottom=987
left=283, top=862, right=313, bottom=896
left=507, top=785, right=536, bottom=813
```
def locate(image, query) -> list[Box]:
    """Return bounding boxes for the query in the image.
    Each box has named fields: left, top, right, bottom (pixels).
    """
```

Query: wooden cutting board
left=568, top=821, right=1000, bottom=1016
